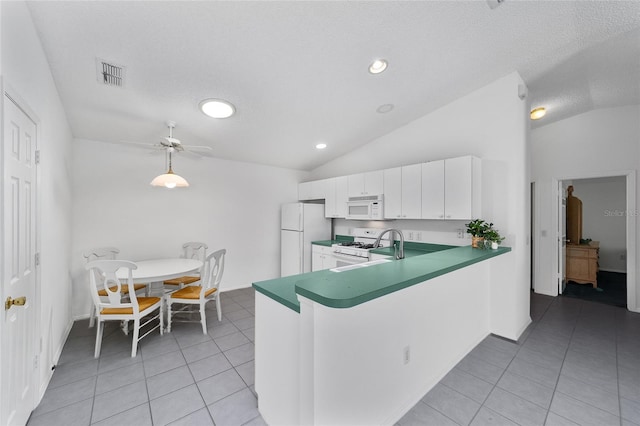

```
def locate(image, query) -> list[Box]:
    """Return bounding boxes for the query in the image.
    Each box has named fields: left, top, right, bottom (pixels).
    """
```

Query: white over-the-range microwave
left=346, top=195, right=384, bottom=220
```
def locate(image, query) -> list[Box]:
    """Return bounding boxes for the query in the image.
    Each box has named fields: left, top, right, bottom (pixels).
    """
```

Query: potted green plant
left=465, top=219, right=491, bottom=248
left=483, top=227, right=505, bottom=249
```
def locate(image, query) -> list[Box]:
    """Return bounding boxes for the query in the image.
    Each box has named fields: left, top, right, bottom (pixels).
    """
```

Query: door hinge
left=33, top=355, right=39, bottom=370
left=35, top=150, right=41, bottom=164
left=35, top=252, right=40, bottom=266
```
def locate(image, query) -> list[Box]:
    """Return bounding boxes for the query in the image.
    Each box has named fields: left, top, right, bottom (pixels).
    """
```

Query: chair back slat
left=202, top=249, right=226, bottom=295
left=86, top=260, right=140, bottom=313
left=83, top=247, right=119, bottom=262
left=181, top=242, right=208, bottom=262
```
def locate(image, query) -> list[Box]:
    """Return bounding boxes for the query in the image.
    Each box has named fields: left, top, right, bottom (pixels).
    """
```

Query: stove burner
left=339, top=242, right=377, bottom=249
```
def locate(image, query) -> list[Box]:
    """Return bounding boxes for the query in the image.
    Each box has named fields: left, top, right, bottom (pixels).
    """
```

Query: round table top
left=116, top=258, right=203, bottom=283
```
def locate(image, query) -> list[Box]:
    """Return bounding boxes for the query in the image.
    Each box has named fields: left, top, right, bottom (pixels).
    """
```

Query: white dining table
left=116, top=258, right=203, bottom=284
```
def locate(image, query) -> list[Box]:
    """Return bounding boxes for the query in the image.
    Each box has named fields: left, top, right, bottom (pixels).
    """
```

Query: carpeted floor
left=562, top=271, right=627, bottom=307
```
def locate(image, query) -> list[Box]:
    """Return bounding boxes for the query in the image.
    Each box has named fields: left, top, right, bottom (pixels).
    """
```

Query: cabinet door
left=364, top=170, right=384, bottom=195
left=324, top=178, right=337, bottom=218
left=383, top=167, right=402, bottom=219
left=311, top=249, right=323, bottom=272
left=335, top=176, right=348, bottom=218
left=401, top=164, right=422, bottom=218
left=299, top=181, right=313, bottom=201
left=421, top=160, right=445, bottom=219
left=444, top=156, right=473, bottom=220
left=347, top=173, right=365, bottom=197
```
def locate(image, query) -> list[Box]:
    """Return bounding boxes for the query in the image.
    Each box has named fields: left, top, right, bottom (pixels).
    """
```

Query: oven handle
left=331, top=252, right=369, bottom=263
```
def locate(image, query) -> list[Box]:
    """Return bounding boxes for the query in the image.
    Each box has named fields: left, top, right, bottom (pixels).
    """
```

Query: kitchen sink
left=329, top=258, right=391, bottom=272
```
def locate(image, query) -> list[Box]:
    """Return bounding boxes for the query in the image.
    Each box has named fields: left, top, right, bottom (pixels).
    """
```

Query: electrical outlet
left=415, top=232, right=422, bottom=241
left=408, top=232, right=414, bottom=240
left=457, top=229, right=465, bottom=239
left=403, top=346, right=411, bottom=364
left=620, top=254, right=626, bottom=261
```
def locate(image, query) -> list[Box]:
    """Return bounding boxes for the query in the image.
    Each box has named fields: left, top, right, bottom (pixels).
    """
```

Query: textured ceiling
left=26, top=1, right=640, bottom=171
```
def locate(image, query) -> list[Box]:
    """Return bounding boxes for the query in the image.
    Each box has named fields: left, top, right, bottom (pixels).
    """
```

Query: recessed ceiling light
left=315, top=143, right=327, bottom=150
left=199, top=99, right=235, bottom=118
left=530, top=107, right=546, bottom=120
left=368, top=59, right=388, bottom=74
left=376, top=104, right=394, bottom=114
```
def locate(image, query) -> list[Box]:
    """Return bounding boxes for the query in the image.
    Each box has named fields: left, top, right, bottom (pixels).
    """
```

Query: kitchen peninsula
left=253, top=244, right=515, bottom=425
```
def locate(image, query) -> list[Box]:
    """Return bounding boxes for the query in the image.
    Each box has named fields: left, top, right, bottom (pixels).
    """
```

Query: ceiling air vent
left=96, top=58, right=125, bottom=87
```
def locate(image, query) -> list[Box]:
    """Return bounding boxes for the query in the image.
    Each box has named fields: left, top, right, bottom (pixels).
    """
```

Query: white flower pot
left=491, top=242, right=499, bottom=250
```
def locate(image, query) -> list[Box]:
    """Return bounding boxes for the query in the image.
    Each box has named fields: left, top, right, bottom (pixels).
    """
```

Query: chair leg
left=94, top=321, right=104, bottom=358
left=159, top=301, right=164, bottom=336
left=216, top=297, right=222, bottom=322
left=167, top=300, right=173, bottom=333
left=89, top=304, right=96, bottom=328
left=200, top=302, right=207, bottom=334
left=131, top=319, right=140, bottom=358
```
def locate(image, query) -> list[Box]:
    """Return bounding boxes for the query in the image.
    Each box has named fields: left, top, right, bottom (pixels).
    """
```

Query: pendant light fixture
left=150, top=149, right=189, bottom=188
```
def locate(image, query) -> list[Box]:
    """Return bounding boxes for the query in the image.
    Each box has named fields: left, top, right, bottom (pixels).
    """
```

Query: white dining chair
left=83, top=247, right=147, bottom=327
left=166, top=248, right=226, bottom=334
left=86, top=260, right=163, bottom=358
left=163, top=242, right=208, bottom=291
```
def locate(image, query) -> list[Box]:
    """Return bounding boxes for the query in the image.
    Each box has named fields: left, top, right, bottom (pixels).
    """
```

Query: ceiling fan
left=121, top=121, right=214, bottom=157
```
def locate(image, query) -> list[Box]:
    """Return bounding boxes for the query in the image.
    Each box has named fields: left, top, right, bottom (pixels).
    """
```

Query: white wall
left=570, top=178, right=627, bottom=272
left=1, top=0, right=74, bottom=400
left=71, top=139, right=305, bottom=318
left=531, top=105, right=639, bottom=311
left=311, top=72, right=531, bottom=339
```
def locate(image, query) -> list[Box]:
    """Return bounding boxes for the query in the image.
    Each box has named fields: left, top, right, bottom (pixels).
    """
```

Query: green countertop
left=253, top=245, right=511, bottom=313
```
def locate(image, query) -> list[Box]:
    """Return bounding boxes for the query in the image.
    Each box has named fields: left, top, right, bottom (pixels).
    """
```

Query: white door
left=558, top=181, right=567, bottom=295
left=1, top=94, right=39, bottom=426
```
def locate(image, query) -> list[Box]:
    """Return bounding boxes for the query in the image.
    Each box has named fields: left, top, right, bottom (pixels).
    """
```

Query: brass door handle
left=5, top=296, right=26, bottom=311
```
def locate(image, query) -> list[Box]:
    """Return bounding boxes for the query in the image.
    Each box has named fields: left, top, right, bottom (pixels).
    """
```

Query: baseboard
left=36, top=317, right=74, bottom=405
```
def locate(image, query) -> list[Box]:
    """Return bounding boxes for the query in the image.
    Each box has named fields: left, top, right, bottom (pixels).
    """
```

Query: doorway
left=1, top=88, right=40, bottom=425
left=558, top=175, right=631, bottom=308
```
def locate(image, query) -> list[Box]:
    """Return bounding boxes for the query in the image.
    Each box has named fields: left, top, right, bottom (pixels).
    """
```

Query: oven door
left=331, top=252, right=369, bottom=268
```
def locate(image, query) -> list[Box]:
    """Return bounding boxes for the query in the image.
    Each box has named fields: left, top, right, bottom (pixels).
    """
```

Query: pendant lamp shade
left=150, top=151, right=189, bottom=188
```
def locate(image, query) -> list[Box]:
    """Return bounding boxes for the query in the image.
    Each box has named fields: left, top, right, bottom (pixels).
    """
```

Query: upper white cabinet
left=422, top=156, right=481, bottom=220
left=299, top=179, right=327, bottom=201
left=324, top=176, right=348, bottom=218
left=384, top=164, right=421, bottom=219
left=348, top=171, right=384, bottom=197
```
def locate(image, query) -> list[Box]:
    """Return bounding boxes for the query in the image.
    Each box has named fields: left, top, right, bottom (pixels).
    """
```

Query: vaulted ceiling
left=27, top=1, right=640, bottom=170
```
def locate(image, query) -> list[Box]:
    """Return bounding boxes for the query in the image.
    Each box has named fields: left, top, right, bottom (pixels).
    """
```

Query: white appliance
left=281, top=203, right=331, bottom=277
left=331, top=228, right=392, bottom=267
left=346, top=195, right=384, bottom=220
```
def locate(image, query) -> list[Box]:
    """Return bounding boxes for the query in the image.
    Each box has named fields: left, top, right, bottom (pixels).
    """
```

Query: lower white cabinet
left=312, top=245, right=337, bottom=271
left=369, top=253, right=392, bottom=261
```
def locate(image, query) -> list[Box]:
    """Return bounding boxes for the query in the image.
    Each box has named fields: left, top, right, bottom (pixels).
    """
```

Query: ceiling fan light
left=368, top=59, right=388, bottom=74
left=199, top=99, right=235, bottom=118
left=150, top=169, right=189, bottom=189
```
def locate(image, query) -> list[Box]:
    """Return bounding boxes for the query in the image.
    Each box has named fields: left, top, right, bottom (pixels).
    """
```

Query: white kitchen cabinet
left=384, top=164, right=421, bottom=219
left=312, top=244, right=336, bottom=271
left=421, top=160, right=445, bottom=219
left=422, top=156, right=481, bottom=220
left=324, top=176, right=349, bottom=218
left=347, top=171, right=384, bottom=197
left=298, top=179, right=327, bottom=201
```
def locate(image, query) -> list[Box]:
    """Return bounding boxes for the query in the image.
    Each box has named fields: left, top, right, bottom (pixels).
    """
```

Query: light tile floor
left=30, top=289, right=640, bottom=426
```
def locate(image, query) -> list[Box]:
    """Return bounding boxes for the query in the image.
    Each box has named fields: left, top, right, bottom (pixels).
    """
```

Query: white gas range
left=331, top=228, right=393, bottom=266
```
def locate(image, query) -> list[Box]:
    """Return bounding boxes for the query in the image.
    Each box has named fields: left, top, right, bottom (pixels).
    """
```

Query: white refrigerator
left=281, top=203, right=331, bottom=277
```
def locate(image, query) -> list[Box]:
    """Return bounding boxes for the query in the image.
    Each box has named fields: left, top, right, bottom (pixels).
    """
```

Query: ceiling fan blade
left=185, top=145, right=214, bottom=152
left=179, top=150, right=203, bottom=159
left=115, top=140, right=164, bottom=150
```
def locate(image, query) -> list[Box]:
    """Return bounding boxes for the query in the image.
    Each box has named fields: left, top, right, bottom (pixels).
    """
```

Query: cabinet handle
left=402, top=215, right=407, bottom=218
left=439, top=215, right=444, bottom=218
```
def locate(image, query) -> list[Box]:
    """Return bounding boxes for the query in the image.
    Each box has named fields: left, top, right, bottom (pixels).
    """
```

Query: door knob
left=5, top=296, right=26, bottom=311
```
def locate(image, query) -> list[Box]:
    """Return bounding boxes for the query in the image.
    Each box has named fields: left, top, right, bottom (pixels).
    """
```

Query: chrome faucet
left=374, top=228, right=405, bottom=260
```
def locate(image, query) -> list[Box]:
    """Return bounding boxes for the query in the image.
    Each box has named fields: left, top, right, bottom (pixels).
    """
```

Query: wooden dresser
left=566, top=242, right=599, bottom=288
